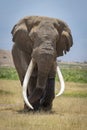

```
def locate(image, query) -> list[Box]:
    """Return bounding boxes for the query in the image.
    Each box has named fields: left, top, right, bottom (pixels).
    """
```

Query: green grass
left=63, top=91, right=87, bottom=98
left=57, top=62, right=87, bottom=83
left=55, top=68, right=87, bottom=83
left=60, top=68, right=87, bottom=83
left=0, top=62, right=87, bottom=83
left=0, top=67, right=19, bottom=80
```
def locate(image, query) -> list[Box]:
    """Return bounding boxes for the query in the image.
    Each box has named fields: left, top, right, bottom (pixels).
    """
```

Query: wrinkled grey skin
left=11, top=16, right=73, bottom=111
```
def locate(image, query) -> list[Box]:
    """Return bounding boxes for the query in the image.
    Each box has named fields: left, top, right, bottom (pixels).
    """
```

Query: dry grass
left=0, top=80, right=87, bottom=130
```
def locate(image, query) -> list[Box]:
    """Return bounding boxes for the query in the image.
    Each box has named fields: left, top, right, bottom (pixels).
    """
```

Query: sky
left=0, top=0, right=87, bottom=62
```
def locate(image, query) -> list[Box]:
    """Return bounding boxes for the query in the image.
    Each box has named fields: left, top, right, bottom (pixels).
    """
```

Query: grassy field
left=0, top=62, right=87, bottom=83
left=0, top=80, right=87, bottom=130
left=0, top=63, right=87, bottom=130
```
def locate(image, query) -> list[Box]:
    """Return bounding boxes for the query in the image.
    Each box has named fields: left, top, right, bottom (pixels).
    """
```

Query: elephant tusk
left=56, top=65, right=65, bottom=97
left=22, top=59, right=35, bottom=109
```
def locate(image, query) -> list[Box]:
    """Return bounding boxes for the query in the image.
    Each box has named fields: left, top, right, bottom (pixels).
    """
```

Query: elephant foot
left=40, top=78, right=55, bottom=111
left=28, top=88, right=44, bottom=111
left=24, top=102, right=52, bottom=112
left=40, top=102, right=52, bottom=111
left=24, top=103, right=39, bottom=112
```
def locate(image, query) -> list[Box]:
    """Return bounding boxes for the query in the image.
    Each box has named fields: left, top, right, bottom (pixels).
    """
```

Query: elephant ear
left=11, top=16, right=43, bottom=53
left=55, top=20, right=73, bottom=57
left=11, top=16, right=42, bottom=42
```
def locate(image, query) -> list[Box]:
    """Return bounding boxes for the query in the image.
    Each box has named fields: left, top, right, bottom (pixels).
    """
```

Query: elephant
left=11, top=16, right=73, bottom=111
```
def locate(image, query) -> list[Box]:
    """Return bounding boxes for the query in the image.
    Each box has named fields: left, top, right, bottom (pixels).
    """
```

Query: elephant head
left=11, top=16, right=73, bottom=110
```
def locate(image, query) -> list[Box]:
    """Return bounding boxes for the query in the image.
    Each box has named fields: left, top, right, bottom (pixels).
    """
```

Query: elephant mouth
left=22, top=58, right=65, bottom=109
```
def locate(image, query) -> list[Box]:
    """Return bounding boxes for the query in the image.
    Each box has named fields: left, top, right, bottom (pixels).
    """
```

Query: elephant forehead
left=31, top=22, right=58, bottom=35
left=29, top=22, right=58, bottom=45
left=37, top=28, right=57, bottom=42
left=38, top=23, right=57, bottom=34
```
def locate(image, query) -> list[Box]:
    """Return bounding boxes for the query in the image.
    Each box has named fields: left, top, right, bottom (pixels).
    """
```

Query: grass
left=61, top=68, right=87, bottom=83
left=57, top=62, right=87, bottom=83
left=0, top=80, right=87, bottom=130
left=55, top=67, right=87, bottom=83
left=0, top=63, right=87, bottom=83
left=63, top=91, right=87, bottom=98
left=0, top=63, right=87, bottom=129
left=0, top=67, right=19, bottom=80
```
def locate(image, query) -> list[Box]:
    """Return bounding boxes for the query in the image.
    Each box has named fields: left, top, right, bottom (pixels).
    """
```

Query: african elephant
left=11, top=16, right=73, bottom=111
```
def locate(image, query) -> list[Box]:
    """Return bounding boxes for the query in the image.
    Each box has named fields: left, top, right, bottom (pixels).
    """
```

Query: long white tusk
left=56, top=65, right=65, bottom=97
left=22, top=59, right=35, bottom=109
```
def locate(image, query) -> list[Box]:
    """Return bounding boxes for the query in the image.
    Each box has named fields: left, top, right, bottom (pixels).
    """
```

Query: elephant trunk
left=22, top=59, right=65, bottom=109
left=22, top=59, right=35, bottom=109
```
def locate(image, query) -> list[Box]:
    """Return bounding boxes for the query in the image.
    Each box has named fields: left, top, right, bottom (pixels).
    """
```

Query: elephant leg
left=12, top=44, right=32, bottom=111
left=24, top=72, right=39, bottom=111
left=28, top=72, right=48, bottom=110
left=12, top=44, right=29, bottom=85
left=40, top=78, right=55, bottom=111
left=28, top=56, right=56, bottom=111
left=27, top=65, right=41, bottom=111
left=40, top=62, right=56, bottom=111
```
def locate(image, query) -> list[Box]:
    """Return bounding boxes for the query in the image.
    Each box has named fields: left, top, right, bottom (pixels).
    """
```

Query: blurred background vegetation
left=0, top=62, right=87, bottom=83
